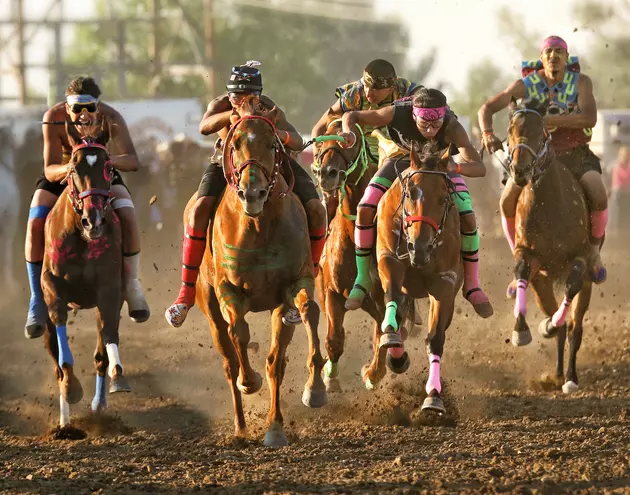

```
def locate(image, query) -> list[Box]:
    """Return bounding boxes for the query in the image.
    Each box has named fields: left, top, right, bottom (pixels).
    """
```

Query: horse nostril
left=258, top=189, right=267, bottom=199
left=237, top=190, right=246, bottom=201
left=329, top=169, right=338, bottom=178
left=81, top=217, right=91, bottom=229
left=407, top=242, right=414, bottom=253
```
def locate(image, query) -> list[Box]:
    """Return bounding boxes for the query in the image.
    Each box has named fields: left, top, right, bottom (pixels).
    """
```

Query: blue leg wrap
left=91, top=374, right=107, bottom=412
left=55, top=324, right=74, bottom=368
left=26, top=262, right=47, bottom=327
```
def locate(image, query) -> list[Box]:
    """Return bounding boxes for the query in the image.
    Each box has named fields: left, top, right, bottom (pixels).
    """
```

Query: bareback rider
left=25, top=76, right=150, bottom=339
left=164, top=62, right=326, bottom=328
left=478, top=35, right=608, bottom=286
left=339, top=88, right=494, bottom=318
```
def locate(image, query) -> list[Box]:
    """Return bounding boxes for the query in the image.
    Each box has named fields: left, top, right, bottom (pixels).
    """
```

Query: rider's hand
left=339, top=131, right=356, bottom=149
left=482, top=131, right=504, bottom=154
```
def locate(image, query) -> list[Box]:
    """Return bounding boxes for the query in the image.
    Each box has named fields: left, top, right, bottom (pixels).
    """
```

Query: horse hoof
left=386, top=351, right=410, bottom=374
left=324, top=376, right=343, bottom=393
left=511, top=329, right=532, bottom=347
left=24, top=323, right=45, bottom=339
left=562, top=380, right=579, bottom=394
left=473, top=301, right=494, bottom=319
left=130, top=309, right=150, bottom=324
left=379, top=331, right=403, bottom=350
left=91, top=401, right=107, bottom=414
left=421, top=396, right=446, bottom=414
left=506, top=281, right=517, bottom=299
left=61, top=369, right=84, bottom=405
left=109, top=375, right=131, bottom=394
left=538, top=318, right=559, bottom=338
left=302, top=385, right=328, bottom=408
left=263, top=424, right=288, bottom=448
left=360, top=365, right=376, bottom=391
left=51, top=424, right=87, bottom=441
left=237, top=372, right=263, bottom=395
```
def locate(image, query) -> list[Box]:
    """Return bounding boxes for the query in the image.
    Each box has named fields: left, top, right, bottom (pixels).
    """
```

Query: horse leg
left=421, top=294, right=454, bottom=415
left=42, top=272, right=83, bottom=405
left=564, top=282, right=592, bottom=394
left=323, top=289, right=346, bottom=393
left=511, top=250, right=538, bottom=347
left=294, top=283, right=327, bottom=408
left=205, top=287, right=247, bottom=436
left=360, top=294, right=389, bottom=390
left=377, top=255, right=406, bottom=349
left=43, top=319, right=70, bottom=427
left=91, top=312, right=109, bottom=413
left=263, top=305, right=296, bottom=447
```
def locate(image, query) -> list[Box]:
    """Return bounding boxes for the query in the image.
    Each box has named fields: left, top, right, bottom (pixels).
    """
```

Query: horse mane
left=325, top=112, right=343, bottom=130
left=410, top=141, right=447, bottom=171
left=511, top=97, right=548, bottom=118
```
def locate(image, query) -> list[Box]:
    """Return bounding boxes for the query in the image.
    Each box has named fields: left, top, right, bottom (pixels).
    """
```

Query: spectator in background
left=610, top=146, right=630, bottom=236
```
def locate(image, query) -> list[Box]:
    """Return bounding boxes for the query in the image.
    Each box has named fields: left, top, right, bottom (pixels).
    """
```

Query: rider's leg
left=165, top=162, right=222, bottom=328
left=449, top=174, right=493, bottom=318
left=580, top=170, right=608, bottom=283
left=346, top=158, right=405, bottom=311
left=499, top=178, right=523, bottom=254
left=111, top=183, right=150, bottom=323
left=24, top=187, right=58, bottom=338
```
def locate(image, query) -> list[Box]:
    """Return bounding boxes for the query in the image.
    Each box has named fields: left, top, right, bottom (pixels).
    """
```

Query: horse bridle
left=223, top=115, right=294, bottom=200
left=64, top=141, right=114, bottom=214
left=397, top=169, right=456, bottom=258
left=507, top=108, right=552, bottom=179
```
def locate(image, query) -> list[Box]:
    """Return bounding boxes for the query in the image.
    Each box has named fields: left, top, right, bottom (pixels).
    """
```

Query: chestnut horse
left=506, top=99, right=592, bottom=394
left=187, top=99, right=327, bottom=447
left=314, top=118, right=417, bottom=392
left=372, top=144, right=463, bottom=414
left=42, top=122, right=130, bottom=434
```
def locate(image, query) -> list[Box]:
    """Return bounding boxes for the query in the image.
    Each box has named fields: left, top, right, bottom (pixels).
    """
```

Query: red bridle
left=64, top=141, right=114, bottom=213
left=403, top=214, right=440, bottom=232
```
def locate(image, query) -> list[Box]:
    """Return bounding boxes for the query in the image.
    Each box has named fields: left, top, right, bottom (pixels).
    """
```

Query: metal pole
left=203, top=0, right=215, bottom=100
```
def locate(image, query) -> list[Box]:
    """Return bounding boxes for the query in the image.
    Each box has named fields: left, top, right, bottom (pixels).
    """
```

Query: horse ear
left=508, top=96, right=519, bottom=113
left=95, top=121, right=110, bottom=147
left=410, top=141, right=421, bottom=169
left=65, top=117, right=82, bottom=147
left=266, top=106, right=279, bottom=124
left=229, top=111, right=241, bottom=126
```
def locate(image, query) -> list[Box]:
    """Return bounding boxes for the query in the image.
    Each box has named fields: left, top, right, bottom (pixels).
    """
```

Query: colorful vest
left=521, top=56, right=592, bottom=151
left=335, top=77, right=418, bottom=159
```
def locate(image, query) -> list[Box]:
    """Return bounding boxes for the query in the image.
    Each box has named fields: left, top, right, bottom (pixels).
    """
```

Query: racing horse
left=187, top=97, right=327, bottom=446
left=41, top=121, right=131, bottom=433
left=506, top=98, right=592, bottom=394
left=370, top=143, right=463, bottom=414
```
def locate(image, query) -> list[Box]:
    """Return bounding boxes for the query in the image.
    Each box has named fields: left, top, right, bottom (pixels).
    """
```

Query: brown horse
left=371, top=144, right=463, bottom=414
left=188, top=98, right=327, bottom=447
left=41, top=121, right=130, bottom=434
left=506, top=99, right=592, bottom=394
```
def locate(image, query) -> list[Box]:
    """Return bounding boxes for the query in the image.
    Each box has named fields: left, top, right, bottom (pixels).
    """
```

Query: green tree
left=64, top=0, right=435, bottom=131
left=496, top=6, right=540, bottom=60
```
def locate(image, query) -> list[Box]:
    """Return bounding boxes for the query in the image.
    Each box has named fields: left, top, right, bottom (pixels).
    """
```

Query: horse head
left=66, top=119, right=113, bottom=240
left=224, top=95, right=281, bottom=217
left=402, top=142, right=453, bottom=268
left=507, top=97, right=552, bottom=187
left=313, top=116, right=363, bottom=194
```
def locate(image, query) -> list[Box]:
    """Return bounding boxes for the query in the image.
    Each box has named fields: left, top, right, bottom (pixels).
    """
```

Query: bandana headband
left=541, top=36, right=568, bottom=53
left=66, top=94, right=99, bottom=105
left=362, top=71, right=395, bottom=90
left=412, top=106, right=447, bottom=121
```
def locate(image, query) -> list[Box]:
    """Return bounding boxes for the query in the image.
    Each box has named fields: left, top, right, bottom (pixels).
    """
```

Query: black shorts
left=35, top=170, right=128, bottom=197
left=197, top=158, right=319, bottom=204
left=556, top=145, right=602, bottom=180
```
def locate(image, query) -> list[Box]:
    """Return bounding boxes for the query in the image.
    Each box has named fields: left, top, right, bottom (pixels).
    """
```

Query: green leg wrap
left=348, top=248, right=372, bottom=301
left=324, top=360, right=338, bottom=378
left=461, top=228, right=480, bottom=253
left=381, top=301, right=398, bottom=332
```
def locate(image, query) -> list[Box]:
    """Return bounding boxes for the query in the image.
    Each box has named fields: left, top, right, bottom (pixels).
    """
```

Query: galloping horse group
left=32, top=94, right=600, bottom=445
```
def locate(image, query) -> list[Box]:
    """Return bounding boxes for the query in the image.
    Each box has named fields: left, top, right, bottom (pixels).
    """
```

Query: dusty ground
left=1, top=224, right=629, bottom=494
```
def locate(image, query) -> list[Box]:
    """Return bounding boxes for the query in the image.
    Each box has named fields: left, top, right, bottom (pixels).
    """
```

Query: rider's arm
left=545, top=75, right=597, bottom=129
left=342, top=106, right=395, bottom=134
left=42, top=109, right=71, bottom=183
left=261, top=96, right=304, bottom=151
left=478, top=79, right=526, bottom=132
left=109, top=112, right=140, bottom=172
left=199, top=95, right=233, bottom=136
left=311, top=100, right=343, bottom=139
left=447, top=120, right=486, bottom=178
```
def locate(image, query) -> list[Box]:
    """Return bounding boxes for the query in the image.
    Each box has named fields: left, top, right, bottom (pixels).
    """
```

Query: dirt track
left=1, top=230, right=629, bottom=494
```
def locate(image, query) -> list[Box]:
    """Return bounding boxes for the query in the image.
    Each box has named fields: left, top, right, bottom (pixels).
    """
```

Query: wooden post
left=149, top=0, right=161, bottom=97
left=116, top=20, right=127, bottom=98
left=14, top=0, right=27, bottom=105
left=203, top=0, right=215, bottom=100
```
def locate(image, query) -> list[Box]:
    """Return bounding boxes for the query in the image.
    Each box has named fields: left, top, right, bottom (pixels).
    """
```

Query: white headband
left=66, top=94, right=99, bottom=105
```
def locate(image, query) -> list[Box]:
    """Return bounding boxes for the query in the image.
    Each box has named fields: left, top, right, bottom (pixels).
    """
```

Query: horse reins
left=64, top=141, right=114, bottom=213
left=222, top=115, right=294, bottom=200
left=507, top=109, right=553, bottom=180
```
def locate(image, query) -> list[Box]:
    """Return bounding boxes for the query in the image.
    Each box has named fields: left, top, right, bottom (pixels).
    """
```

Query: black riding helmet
left=226, top=61, right=263, bottom=94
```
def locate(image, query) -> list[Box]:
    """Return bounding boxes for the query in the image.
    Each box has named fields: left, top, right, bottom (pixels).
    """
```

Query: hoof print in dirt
left=50, top=425, right=87, bottom=441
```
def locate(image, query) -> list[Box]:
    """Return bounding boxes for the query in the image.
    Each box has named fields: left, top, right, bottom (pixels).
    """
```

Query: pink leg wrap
left=451, top=175, right=469, bottom=193
left=425, top=354, right=442, bottom=394
left=354, top=223, right=375, bottom=250
left=501, top=216, right=516, bottom=253
left=551, top=296, right=572, bottom=327
left=513, top=279, right=528, bottom=318
left=388, top=347, right=405, bottom=358
left=590, top=209, right=608, bottom=240
left=361, top=183, right=386, bottom=206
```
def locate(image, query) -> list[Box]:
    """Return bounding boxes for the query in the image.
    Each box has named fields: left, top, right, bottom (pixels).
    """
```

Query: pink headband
left=412, top=106, right=447, bottom=121
left=541, top=36, right=568, bottom=53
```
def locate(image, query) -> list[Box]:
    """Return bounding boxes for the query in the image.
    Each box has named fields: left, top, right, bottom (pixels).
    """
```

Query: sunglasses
left=69, top=103, right=98, bottom=114
left=415, top=117, right=444, bottom=130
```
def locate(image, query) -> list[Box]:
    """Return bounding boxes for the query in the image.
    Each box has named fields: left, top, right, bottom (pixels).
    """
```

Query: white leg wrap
left=106, top=343, right=124, bottom=377
left=60, top=395, right=70, bottom=427
left=112, top=198, right=135, bottom=210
